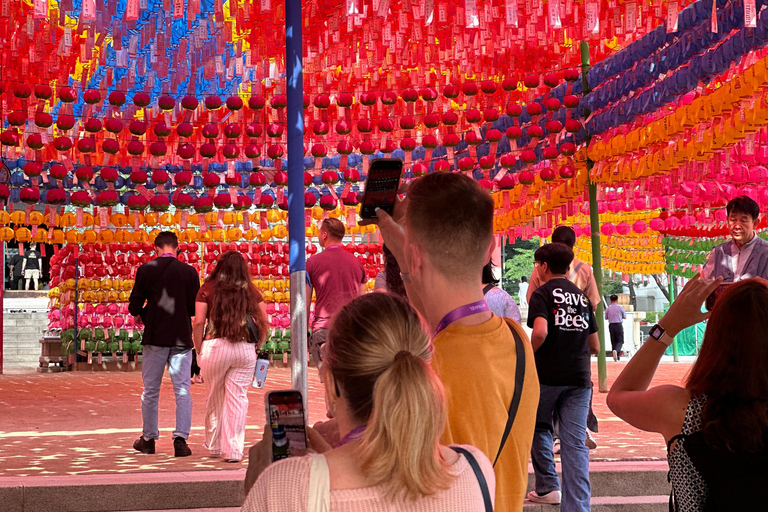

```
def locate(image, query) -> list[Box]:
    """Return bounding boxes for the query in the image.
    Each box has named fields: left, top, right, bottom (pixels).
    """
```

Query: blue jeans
left=530, top=385, right=591, bottom=512
left=141, top=345, right=193, bottom=440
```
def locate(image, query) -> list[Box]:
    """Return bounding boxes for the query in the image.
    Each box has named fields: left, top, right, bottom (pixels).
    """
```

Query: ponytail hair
left=325, top=293, right=453, bottom=501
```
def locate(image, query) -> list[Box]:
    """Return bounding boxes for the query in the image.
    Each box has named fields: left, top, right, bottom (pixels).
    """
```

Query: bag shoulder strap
left=569, top=261, right=584, bottom=282
left=493, top=320, right=526, bottom=467
left=451, top=446, right=493, bottom=512
left=482, top=283, right=495, bottom=295
left=307, top=453, right=331, bottom=512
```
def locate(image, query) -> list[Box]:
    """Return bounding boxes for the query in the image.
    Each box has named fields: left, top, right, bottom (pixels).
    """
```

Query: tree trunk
left=628, top=277, right=638, bottom=310
left=652, top=274, right=671, bottom=302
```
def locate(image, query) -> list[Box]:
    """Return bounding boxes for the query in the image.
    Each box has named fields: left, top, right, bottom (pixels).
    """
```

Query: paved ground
left=0, top=360, right=691, bottom=477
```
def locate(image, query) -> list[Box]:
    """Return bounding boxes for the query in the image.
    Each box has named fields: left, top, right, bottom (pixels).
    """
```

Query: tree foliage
left=502, top=237, right=539, bottom=297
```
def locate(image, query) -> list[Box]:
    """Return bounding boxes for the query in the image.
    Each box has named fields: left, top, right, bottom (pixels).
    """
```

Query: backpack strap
left=569, top=261, right=584, bottom=282
left=452, top=446, right=493, bottom=512
left=493, top=320, right=526, bottom=467
left=482, top=283, right=495, bottom=295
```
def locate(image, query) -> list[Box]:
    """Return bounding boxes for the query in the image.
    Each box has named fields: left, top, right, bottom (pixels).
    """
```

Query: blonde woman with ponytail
left=242, top=293, right=495, bottom=512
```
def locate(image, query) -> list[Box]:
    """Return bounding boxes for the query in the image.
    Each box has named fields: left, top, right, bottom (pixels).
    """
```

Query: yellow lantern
left=107, top=291, right=119, bottom=302
left=10, top=211, right=26, bottom=225
left=82, top=230, right=98, bottom=244
left=311, top=206, right=324, bottom=220
left=95, top=290, right=106, bottom=303
left=122, top=280, right=134, bottom=291
left=78, top=279, right=89, bottom=291
left=143, top=212, right=158, bottom=226
left=211, top=228, right=226, bottom=242
left=328, top=208, right=340, bottom=219
left=0, top=210, right=9, bottom=225
left=305, top=224, right=318, bottom=237
left=159, top=212, right=177, bottom=227
left=147, top=229, right=162, bottom=243
left=118, top=291, right=130, bottom=302
left=99, top=278, right=111, bottom=290
left=0, top=227, right=13, bottom=242
left=49, top=229, right=65, bottom=245
left=243, top=228, right=257, bottom=241
left=347, top=225, right=360, bottom=235
left=258, top=228, right=272, bottom=242
left=272, top=225, right=287, bottom=239
left=28, top=211, right=44, bottom=225
left=111, top=213, right=128, bottom=227
left=266, top=209, right=281, bottom=224
left=60, top=212, right=76, bottom=227
left=64, top=278, right=76, bottom=291
left=82, top=212, right=95, bottom=227
left=274, top=280, right=286, bottom=292
left=115, top=229, right=132, bottom=243
left=222, top=211, right=236, bottom=225
left=82, top=290, right=96, bottom=302
left=65, top=230, right=81, bottom=244
left=33, top=228, right=48, bottom=243
left=198, top=231, right=212, bottom=242
left=180, top=228, right=198, bottom=242
left=14, top=227, right=31, bottom=242
left=131, top=230, right=148, bottom=243
left=262, top=290, right=274, bottom=302
left=227, top=227, right=243, bottom=241
left=127, top=212, right=144, bottom=227
left=99, top=230, right=115, bottom=243
left=205, top=212, right=218, bottom=226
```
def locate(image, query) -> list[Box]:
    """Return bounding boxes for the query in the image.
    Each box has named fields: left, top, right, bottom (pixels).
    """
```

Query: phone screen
left=266, top=390, right=307, bottom=462
left=360, top=158, right=404, bottom=218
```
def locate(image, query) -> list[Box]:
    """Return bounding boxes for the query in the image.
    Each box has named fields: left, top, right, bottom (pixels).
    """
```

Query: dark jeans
left=554, top=385, right=598, bottom=435
left=609, top=323, right=624, bottom=358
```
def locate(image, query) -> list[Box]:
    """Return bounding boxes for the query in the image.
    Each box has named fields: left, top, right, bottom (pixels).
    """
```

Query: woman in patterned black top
left=606, top=276, right=768, bottom=511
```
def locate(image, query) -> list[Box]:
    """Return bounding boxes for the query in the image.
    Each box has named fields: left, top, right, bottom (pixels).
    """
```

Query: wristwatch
left=648, top=323, right=666, bottom=342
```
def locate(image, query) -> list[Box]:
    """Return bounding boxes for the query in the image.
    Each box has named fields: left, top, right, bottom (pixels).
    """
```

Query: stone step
left=524, top=495, right=668, bottom=511
left=1, top=463, right=671, bottom=512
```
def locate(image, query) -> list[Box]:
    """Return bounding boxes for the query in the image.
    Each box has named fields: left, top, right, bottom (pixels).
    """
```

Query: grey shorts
left=309, top=329, right=328, bottom=369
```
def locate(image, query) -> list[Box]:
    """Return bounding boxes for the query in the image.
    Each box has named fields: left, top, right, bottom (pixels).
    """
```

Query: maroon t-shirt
left=306, top=246, right=366, bottom=330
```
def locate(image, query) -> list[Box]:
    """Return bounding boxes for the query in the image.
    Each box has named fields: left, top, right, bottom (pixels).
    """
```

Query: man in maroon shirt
left=306, top=218, right=367, bottom=367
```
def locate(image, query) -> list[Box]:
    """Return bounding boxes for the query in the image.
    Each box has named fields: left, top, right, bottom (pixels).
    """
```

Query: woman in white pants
left=193, top=251, right=269, bottom=462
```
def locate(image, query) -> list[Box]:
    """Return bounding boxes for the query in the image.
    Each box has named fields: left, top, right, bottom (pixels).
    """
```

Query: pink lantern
left=601, top=223, right=616, bottom=236
left=616, top=222, right=631, bottom=235
left=649, top=218, right=665, bottom=231
left=632, top=220, right=648, bottom=234
left=665, top=216, right=681, bottom=230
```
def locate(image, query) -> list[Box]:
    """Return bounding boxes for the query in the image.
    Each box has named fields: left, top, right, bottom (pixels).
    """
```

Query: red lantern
left=108, top=91, right=126, bottom=106
left=248, top=95, right=266, bottom=110
left=434, top=160, right=451, bottom=172
left=158, top=95, right=175, bottom=110
left=244, top=144, right=261, bottom=159
left=129, top=121, right=147, bottom=136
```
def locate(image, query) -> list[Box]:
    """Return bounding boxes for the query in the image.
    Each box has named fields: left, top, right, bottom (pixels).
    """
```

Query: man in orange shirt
left=368, top=172, right=539, bottom=512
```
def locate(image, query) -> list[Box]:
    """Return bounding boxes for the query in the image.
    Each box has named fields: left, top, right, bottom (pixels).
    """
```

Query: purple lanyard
left=159, top=253, right=176, bottom=258
left=325, top=245, right=342, bottom=250
left=337, top=425, right=366, bottom=447
left=433, top=300, right=490, bottom=337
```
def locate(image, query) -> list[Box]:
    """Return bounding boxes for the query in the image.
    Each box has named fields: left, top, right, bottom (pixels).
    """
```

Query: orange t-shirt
left=431, top=316, right=539, bottom=512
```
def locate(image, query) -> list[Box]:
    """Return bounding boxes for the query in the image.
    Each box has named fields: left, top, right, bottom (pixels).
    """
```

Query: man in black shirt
left=8, top=250, right=24, bottom=290
left=129, top=231, right=200, bottom=457
left=21, top=243, right=42, bottom=290
left=526, top=243, right=599, bottom=510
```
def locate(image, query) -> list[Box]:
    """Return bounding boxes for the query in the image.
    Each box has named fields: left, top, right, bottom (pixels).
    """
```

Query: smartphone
left=705, top=283, right=731, bottom=311
left=359, top=158, right=404, bottom=218
left=266, top=390, right=307, bottom=462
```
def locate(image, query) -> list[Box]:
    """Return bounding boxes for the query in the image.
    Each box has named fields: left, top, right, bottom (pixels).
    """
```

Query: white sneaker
left=585, top=430, right=598, bottom=450
left=553, top=440, right=561, bottom=454
left=527, top=490, right=562, bottom=504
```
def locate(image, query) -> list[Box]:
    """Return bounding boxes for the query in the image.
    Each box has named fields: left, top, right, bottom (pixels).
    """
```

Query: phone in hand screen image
left=360, top=158, right=404, bottom=219
left=266, top=390, right=307, bottom=462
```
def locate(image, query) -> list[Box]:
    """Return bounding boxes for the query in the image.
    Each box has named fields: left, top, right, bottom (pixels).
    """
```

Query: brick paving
left=0, top=360, right=691, bottom=477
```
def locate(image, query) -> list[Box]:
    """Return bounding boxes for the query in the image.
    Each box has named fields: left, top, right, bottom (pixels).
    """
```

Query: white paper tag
left=666, top=1, right=679, bottom=33
left=505, top=0, right=518, bottom=26
left=586, top=3, right=599, bottom=33
left=625, top=2, right=637, bottom=33
left=745, top=0, right=757, bottom=28
left=548, top=0, right=562, bottom=29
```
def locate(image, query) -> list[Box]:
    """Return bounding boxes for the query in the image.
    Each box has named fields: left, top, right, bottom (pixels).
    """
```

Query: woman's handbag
left=245, top=315, right=260, bottom=344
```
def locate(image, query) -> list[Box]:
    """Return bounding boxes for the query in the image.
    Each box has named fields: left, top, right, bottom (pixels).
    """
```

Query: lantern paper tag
left=180, top=210, right=189, bottom=229
left=243, top=212, right=250, bottom=231
left=745, top=0, right=757, bottom=27
left=711, top=0, right=718, bottom=32
left=123, top=352, right=128, bottom=363
left=666, top=1, right=679, bottom=32
left=625, top=2, right=636, bottom=32
left=198, top=214, right=208, bottom=232
left=217, top=210, right=225, bottom=228
left=585, top=2, right=599, bottom=33
left=135, top=185, right=153, bottom=201
left=548, top=0, right=562, bottom=28
left=229, top=187, right=238, bottom=204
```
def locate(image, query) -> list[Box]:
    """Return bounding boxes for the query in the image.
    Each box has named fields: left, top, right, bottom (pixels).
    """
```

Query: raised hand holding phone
left=657, top=276, right=723, bottom=343
left=359, top=158, right=404, bottom=219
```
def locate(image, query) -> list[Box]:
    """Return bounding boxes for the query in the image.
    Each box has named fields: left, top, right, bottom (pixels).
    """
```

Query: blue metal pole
left=286, top=0, right=307, bottom=400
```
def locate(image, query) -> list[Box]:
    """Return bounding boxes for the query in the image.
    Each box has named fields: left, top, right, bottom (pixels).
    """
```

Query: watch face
left=649, top=325, right=664, bottom=340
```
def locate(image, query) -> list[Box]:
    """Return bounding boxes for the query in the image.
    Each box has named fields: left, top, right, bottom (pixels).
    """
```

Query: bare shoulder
left=608, top=385, right=691, bottom=442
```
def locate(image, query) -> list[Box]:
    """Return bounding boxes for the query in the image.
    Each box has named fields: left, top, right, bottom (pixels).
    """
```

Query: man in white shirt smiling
left=702, top=196, right=768, bottom=282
